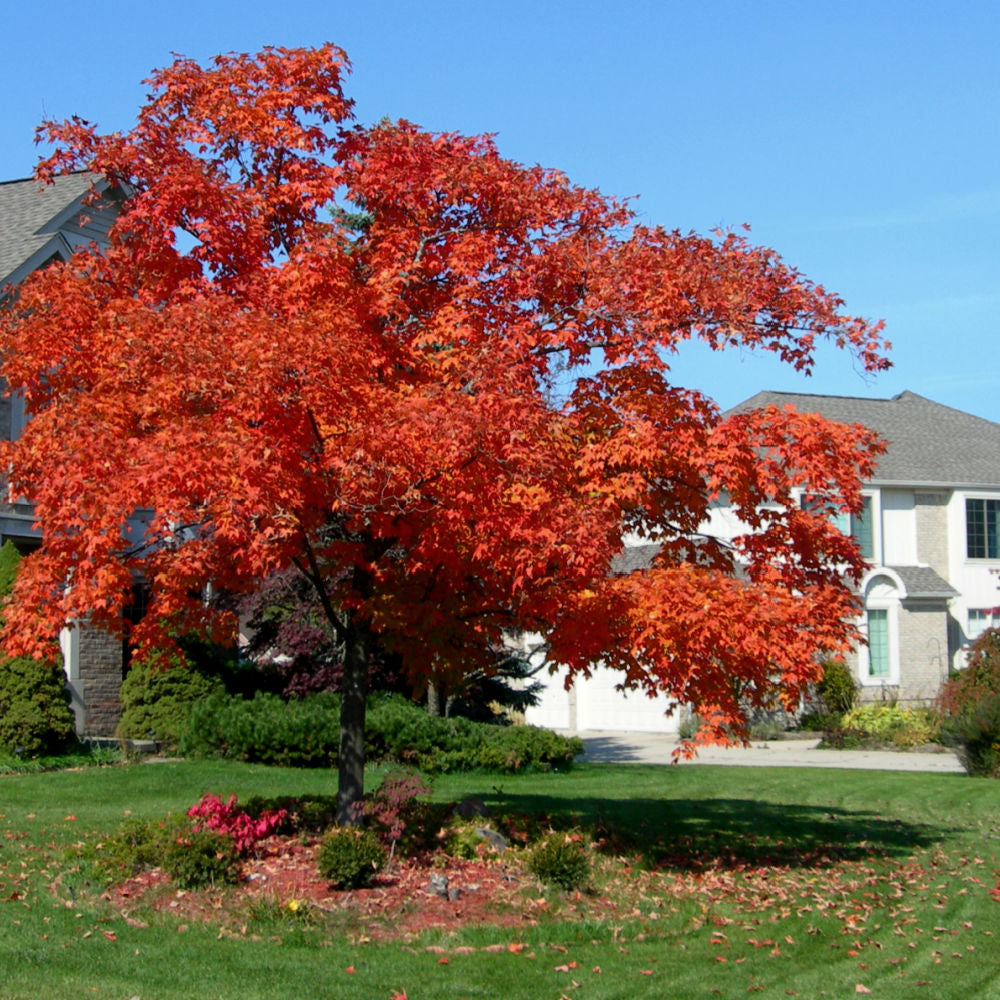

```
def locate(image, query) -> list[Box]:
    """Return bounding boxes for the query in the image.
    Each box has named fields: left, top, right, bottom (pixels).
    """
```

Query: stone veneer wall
left=77, top=624, right=124, bottom=736
left=853, top=600, right=951, bottom=707
left=914, top=491, right=951, bottom=582
left=894, top=601, right=951, bottom=703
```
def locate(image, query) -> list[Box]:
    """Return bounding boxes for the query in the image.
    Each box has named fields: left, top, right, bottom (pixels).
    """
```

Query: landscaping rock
left=454, top=797, right=489, bottom=819
left=474, top=827, right=508, bottom=853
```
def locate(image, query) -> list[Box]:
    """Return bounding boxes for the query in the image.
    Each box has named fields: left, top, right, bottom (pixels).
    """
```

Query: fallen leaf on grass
left=855, top=986, right=871, bottom=994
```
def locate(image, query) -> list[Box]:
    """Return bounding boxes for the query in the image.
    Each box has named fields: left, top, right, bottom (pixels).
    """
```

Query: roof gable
left=731, top=390, right=1000, bottom=489
left=0, top=173, right=118, bottom=288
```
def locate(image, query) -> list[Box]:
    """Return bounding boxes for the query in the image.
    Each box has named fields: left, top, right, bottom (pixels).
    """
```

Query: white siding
left=881, top=489, right=916, bottom=565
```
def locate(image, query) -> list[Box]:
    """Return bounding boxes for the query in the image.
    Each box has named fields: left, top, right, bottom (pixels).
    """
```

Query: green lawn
left=2, top=760, right=999, bottom=999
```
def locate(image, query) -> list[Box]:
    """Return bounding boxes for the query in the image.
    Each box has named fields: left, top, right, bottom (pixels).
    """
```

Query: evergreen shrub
left=317, top=826, right=386, bottom=889
left=117, top=653, right=224, bottom=751
left=0, top=656, right=76, bottom=757
left=179, top=691, right=341, bottom=766
left=529, top=833, right=591, bottom=891
left=0, top=542, right=76, bottom=757
left=160, top=828, right=241, bottom=889
left=180, top=690, right=582, bottom=772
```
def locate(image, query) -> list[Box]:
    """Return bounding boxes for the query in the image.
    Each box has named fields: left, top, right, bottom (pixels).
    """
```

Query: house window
left=866, top=608, right=890, bottom=677
left=966, top=498, right=1000, bottom=559
left=803, top=494, right=874, bottom=559
left=968, top=608, right=998, bottom=641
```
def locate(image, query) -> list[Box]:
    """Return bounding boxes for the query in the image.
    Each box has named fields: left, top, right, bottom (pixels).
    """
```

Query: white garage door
left=525, top=664, right=680, bottom=734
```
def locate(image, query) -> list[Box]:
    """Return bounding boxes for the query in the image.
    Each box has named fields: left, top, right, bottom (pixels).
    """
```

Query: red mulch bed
left=102, top=835, right=558, bottom=940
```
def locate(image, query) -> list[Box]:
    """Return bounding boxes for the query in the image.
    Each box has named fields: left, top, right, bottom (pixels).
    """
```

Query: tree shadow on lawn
left=480, top=791, right=947, bottom=872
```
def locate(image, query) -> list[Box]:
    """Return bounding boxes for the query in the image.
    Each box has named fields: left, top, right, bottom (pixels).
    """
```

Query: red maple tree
left=0, top=45, right=888, bottom=818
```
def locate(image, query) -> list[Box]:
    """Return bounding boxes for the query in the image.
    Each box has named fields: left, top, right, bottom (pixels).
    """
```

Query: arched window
left=860, top=574, right=900, bottom=685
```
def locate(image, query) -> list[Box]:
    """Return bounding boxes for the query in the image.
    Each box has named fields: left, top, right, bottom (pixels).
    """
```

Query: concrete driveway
left=574, top=730, right=965, bottom=773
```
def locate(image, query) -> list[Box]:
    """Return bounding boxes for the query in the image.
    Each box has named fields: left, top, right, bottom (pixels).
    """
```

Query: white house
left=526, top=390, right=1000, bottom=733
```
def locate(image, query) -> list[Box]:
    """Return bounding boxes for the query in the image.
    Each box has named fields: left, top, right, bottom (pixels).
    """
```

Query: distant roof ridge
left=730, top=388, right=1000, bottom=487
left=0, top=169, right=93, bottom=188
left=751, top=388, right=1000, bottom=430
left=754, top=388, right=898, bottom=404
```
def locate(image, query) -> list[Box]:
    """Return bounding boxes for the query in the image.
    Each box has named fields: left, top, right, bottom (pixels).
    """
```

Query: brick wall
left=895, top=601, right=951, bottom=703
left=78, top=623, right=124, bottom=736
left=855, top=600, right=950, bottom=707
left=915, top=491, right=951, bottom=580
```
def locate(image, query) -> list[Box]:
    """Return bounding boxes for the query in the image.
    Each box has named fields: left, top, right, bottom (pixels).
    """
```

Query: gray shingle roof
left=886, top=565, right=959, bottom=599
left=611, top=544, right=660, bottom=575
left=0, top=172, right=99, bottom=287
left=732, top=390, right=1000, bottom=489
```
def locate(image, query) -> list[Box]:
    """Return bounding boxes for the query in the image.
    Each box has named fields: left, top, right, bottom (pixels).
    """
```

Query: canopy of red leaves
left=0, top=44, right=888, bottom=739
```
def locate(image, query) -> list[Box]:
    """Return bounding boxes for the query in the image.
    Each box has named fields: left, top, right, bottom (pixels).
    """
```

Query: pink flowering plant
left=188, top=793, right=288, bottom=855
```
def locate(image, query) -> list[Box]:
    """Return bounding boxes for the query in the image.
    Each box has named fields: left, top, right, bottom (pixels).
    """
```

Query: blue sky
left=3, top=0, right=998, bottom=419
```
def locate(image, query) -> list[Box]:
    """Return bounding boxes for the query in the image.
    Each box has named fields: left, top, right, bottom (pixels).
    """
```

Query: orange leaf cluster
left=0, top=45, right=889, bottom=738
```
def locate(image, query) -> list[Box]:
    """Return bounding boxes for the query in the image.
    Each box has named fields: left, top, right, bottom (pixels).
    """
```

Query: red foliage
left=187, top=794, right=287, bottom=856
left=0, top=45, right=889, bottom=808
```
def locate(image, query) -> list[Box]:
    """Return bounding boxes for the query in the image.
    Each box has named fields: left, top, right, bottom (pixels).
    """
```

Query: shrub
left=179, top=691, right=341, bottom=766
left=939, top=628, right=1000, bottom=717
left=529, top=833, right=591, bottom=891
left=161, top=828, right=241, bottom=889
left=799, top=710, right=843, bottom=732
left=366, top=694, right=582, bottom=773
left=360, top=769, right=434, bottom=852
left=94, top=817, right=165, bottom=879
left=0, top=656, right=76, bottom=757
left=816, top=656, right=858, bottom=714
left=188, top=793, right=287, bottom=854
left=678, top=713, right=701, bottom=740
left=939, top=694, right=1000, bottom=777
left=440, top=822, right=493, bottom=860
left=180, top=689, right=581, bottom=773
left=317, top=826, right=386, bottom=889
left=475, top=724, right=582, bottom=771
left=838, top=703, right=939, bottom=748
left=117, top=654, right=224, bottom=751
left=937, top=631, right=1000, bottom=775
left=241, top=793, right=338, bottom=835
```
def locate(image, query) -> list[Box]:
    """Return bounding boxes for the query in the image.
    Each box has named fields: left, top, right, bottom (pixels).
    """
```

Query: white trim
left=858, top=574, right=901, bottom=687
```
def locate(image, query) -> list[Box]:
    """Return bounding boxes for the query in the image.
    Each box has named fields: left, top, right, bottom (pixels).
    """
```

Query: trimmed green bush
left=0, top=540, right=21, bottom=598
left=0, top=656, right=76, bottom=757
left=161, top=828, right=241, bottom=889
left=179, top=691, right=341, bottom=766
left=475, top=723, right=581, bottom=771
left=799, top=710, right=842, bottom=732
left=182, top=690, right=582, bottom=773
left=366, top=694, right=582, bottom=773
left=117, top=654, right=224, bottom=751
left=816, top=656, right=858, bottom=714
left=529, top=833, right=591, bottom=891
left=0, top=542, right=77, bottom=758
left=317, top=826, right=386, bottom=889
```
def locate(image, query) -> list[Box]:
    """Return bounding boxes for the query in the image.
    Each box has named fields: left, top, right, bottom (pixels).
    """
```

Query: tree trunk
left=426, top=680, right=442, bottom=717
left=336, top=622, right=369, bottom=824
